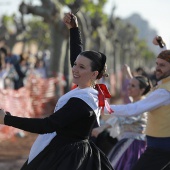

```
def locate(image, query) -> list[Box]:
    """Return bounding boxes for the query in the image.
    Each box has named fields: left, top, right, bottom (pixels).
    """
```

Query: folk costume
left=109, top=76, right=170, bottom=170
left=4, top=27, right=114, bottom=170
left=106, top=112, right=147, bottom=170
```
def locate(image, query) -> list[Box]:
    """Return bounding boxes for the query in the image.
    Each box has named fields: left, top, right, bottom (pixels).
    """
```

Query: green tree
left=0, top=14, right=26, bottom=51
left=17, top=0, right=155, bottom=97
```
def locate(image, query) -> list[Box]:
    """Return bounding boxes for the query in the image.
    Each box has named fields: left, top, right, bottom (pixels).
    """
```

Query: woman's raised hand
left=63, top=12, right=78, bottom=29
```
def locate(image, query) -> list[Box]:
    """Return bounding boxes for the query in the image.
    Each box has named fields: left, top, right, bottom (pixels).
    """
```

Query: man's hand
left=153, top=36, right=160, bottom=45
left=152, top=36, right=166, bottom=48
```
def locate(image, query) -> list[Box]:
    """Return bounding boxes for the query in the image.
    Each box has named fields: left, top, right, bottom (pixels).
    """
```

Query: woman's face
left=72, top=55, right=98, bottom=89
left=127, top=78, right=144, bottom=100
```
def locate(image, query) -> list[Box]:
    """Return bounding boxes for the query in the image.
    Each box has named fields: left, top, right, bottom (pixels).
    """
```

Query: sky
left=104, top=0, right=170, bottom=48
left=0, top=0, right=169, bottom=47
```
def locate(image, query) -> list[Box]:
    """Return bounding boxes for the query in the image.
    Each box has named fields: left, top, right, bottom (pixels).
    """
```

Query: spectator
left=0, top=47, right=26, bottom=89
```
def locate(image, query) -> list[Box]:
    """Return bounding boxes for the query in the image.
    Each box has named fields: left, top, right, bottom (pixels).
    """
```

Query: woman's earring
left=91, top=80, right=95, bottom=88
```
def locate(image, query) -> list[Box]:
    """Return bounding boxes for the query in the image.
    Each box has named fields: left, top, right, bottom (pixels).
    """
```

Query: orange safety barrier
left=0, top=75, right=58, bottom=141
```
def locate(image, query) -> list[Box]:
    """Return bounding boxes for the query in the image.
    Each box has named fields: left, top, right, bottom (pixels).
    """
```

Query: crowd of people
left=0, top=47, right=49, bottom=90
left=0, top=12, right=169, bottom=170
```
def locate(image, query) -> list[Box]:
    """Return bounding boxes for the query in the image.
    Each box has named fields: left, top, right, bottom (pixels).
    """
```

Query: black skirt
left=90, top=130, right=118, bottom=156
left=21, top=135, right=114, bottom=170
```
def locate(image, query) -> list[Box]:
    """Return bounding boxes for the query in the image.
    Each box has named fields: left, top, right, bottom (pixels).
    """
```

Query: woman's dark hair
left=79, top=50, right=107, bottom=79
left=135, top=76, right=152, bottom=95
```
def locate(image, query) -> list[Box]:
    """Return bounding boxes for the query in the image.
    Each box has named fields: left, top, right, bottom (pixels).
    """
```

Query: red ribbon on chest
left=95, top=84, right=114, bottom=114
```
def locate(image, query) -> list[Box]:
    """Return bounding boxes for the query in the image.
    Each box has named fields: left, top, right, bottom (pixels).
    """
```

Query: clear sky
left=0, top=0, right=169, bottom=47
left=104, top=0, right=170, bottom=48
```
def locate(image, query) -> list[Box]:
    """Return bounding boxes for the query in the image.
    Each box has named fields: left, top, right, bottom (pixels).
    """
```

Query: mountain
left=124, top=13, right=160, bottom=54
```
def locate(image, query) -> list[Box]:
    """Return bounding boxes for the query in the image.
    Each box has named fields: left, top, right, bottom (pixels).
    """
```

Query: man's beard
left=156, top=71, right=169, bottom=81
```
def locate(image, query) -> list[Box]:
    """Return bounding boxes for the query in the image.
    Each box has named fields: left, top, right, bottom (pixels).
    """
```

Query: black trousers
left=132, top=147, right=170, bottom=170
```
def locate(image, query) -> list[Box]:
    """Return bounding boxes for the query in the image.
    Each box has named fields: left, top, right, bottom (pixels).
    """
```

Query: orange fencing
left=0, top=75, right=58, bottom=141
